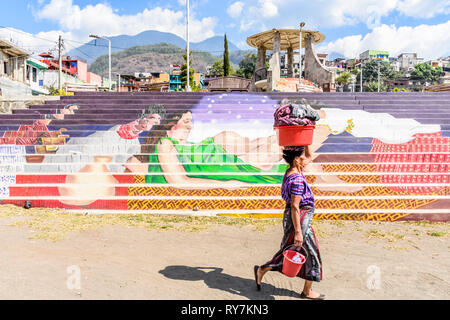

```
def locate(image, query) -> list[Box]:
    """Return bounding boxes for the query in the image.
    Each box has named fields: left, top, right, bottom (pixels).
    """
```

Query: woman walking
left=254, top=145, right=324, bottom=300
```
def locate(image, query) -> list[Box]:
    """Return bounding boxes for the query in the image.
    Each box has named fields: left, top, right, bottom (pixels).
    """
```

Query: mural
left=0, top=93, right=448, bottom=222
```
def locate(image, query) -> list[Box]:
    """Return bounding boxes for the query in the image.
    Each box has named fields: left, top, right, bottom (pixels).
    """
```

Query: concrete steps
left=1, top=92, right=449, bottom=221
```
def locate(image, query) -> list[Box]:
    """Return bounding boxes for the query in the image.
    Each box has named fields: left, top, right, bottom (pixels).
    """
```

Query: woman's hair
left=138, top=110, right=192, bottom=160
left=139, top=104, right=166, bottom=120
left=282, top=146, right=305, bottom=166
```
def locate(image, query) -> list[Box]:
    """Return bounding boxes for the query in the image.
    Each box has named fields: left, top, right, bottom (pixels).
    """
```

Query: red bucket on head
left=274, top=125, right=315, bottom=146
left=282, top=250, right=306, bottom=277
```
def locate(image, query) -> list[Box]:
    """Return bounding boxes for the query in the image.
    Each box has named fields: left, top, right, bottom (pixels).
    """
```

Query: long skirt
left=261, top=205, right=322, bottom=282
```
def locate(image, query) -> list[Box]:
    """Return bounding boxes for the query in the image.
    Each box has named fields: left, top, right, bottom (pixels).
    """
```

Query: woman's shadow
left=159, top=265, right=302, bottom=300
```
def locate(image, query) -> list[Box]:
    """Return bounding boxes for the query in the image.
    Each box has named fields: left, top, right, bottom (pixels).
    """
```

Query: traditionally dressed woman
left=254, top=146, right=324, bottom=300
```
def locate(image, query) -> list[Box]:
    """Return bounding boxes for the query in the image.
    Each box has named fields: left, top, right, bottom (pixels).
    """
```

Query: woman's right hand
left=294, top=231, right=303, bottom=248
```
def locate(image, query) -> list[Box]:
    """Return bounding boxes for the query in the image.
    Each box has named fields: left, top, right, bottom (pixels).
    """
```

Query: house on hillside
left=397, top=53, right=423, bottom=73
left=0, top=39, right=34, bottom=96
left=25, top=57, right=49, bottom=95
left=360, top=50, right=389, bottom=62
left=39, top=53, right=102, bottom=88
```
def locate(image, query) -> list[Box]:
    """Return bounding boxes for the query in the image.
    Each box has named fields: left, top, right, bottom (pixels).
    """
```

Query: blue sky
left=0, top=0, right=449, bottom=60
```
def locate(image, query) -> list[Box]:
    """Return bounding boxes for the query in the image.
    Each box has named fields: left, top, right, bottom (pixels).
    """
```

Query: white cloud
left=35, top=0, right=217, bottom=43
left=259, top=0, right=279, bottom=18
left=0, top=27, right=74, bottom=56
left=227, top=1, right=244, bottom=18
left=316, top=21, right=450, bottom=60
left=237, top=0, right=450, bottom=35
left=396, top=0, right=450, bottom=18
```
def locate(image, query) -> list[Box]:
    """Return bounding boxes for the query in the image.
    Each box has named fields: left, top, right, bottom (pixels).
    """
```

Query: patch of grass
left=428, top=231, right=447, bottom=237
left=367, top=229, right=386, bottom=238
left=0, top=205, right=280, bottom=241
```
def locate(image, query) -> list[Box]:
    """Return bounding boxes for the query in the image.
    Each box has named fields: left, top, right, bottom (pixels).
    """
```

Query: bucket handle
left=284, top=244, right=309, bottom=261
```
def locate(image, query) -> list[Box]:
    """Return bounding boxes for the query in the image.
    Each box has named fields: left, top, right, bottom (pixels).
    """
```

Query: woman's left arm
left=291, top=195, right=304, bottom=248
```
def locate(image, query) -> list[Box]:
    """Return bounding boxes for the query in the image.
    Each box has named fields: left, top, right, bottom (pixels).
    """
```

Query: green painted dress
left=145, top=137, right=286, bottom=184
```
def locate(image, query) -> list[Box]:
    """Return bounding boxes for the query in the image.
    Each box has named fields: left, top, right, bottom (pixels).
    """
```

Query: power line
left=0, top=26, right=250, bottom=56
left=0, top=26, right=58, bottom=44
left=64, top=41, right=95, bottom=60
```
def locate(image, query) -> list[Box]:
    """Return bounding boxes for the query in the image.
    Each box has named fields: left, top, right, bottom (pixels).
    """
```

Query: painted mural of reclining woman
left=124, top=110, right=285, bottom=190
left=28, top=104, right=167, bottom=206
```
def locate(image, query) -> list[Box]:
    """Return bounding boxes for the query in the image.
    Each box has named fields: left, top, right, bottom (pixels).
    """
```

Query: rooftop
left=0, top=39, right=29, bottom=56
left=246, top=29, right=325, bottom=50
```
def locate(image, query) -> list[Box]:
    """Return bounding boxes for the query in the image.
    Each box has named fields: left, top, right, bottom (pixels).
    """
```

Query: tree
left=223, top=34, right=231, bottom=76
left=235, top=52, right=257, bottom=79
left=356, top=59, right=394, bottom=85
left=336, top=72, right=352, bottom=85
left=180, top=49, right=195, bottom=89
left=366, top=81, right=387, bottom=92
left=351, top=68, right=360, bottom=76
left=410, top=63, right=444, bottom=83
left=209, top=58, right=234, bottom=77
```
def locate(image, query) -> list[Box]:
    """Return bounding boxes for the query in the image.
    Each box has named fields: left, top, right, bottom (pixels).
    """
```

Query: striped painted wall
left=0, top=92, right=449, bottom=221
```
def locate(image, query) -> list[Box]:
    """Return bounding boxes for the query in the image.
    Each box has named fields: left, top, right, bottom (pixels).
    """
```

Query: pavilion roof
left=246, top=29, right=325, bottom=51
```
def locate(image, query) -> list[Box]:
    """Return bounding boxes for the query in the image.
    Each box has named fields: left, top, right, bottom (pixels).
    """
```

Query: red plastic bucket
left=274, top=125, right=315, bottom=146
left=282, top=250, right=306, bottom=277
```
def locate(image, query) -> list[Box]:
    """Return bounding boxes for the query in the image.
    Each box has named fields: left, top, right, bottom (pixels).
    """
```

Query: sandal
left=253, top=265, right=261, bottom=291
left=300, top=292, right=325, bottom=300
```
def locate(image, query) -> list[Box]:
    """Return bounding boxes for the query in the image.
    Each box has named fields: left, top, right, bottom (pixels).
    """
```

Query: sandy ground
left=0, top=205, right=449, bottom=300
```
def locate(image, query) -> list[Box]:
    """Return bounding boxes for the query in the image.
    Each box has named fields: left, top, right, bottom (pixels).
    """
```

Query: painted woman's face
left=176, top=112, right=193, bottom=132
left=169, top=112, right=193, bottom=141
left=137, top=114, right=161, bottom=131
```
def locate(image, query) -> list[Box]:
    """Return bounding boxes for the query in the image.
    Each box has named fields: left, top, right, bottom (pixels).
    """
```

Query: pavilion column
left=256, top=46, right=266, bottom=70
left=251, top=45, right=266, bottom=91
left=287, top=46, right=294, bottom=78
left=268, top=30, right=281, bottom=91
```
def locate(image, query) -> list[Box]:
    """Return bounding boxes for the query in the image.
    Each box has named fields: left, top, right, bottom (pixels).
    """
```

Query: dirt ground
left=0, top=205, right=449, bottom=300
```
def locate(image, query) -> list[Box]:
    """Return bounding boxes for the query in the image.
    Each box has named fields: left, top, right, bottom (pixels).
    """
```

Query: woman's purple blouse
left=281, top=172, right=315, bottom=207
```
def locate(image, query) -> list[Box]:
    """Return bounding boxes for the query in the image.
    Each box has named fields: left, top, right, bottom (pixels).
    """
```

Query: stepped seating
left=1, top=92, right=449, bottom=222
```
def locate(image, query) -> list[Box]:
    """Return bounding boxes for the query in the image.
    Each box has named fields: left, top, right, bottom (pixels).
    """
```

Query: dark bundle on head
left=282, top=146, right=305, bottom=166
left=279, top=97, right=328, bottom=110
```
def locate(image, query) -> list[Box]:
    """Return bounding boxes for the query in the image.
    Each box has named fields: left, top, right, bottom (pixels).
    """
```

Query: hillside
left=88, top=43, right=219, bottom=77
left=67, top=30, right=239, bottom=64
left=87, top=43, right=256, bottom=78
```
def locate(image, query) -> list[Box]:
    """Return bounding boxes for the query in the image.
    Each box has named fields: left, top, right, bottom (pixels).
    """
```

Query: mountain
left=191, top=36, right=239, bottom=53
left=88, top=43, right=218, bottom=77
left=327, top=51, right=348, bottom=61
left=67, top=30, right=240, bottom=64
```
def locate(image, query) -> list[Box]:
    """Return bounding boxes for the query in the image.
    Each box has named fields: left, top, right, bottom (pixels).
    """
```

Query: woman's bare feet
left=256, top=266, right=271, bottom=285
left=302, top=288, right=323, bottom=299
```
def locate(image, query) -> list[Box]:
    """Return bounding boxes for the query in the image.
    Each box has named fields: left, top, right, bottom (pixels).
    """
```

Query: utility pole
left=58, top=35, right=62, bottom=92
left=299, top=22, right=305, bottom=87
left=377, top=60, right=380, bottom=92
left=90, top=34, right=111, bottom=91
left=360, top=62, right=363, bottom=92
left=186, top=0, right=191, bottom=92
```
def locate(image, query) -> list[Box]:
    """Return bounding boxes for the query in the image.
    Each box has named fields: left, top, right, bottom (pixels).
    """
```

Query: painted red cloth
left=116, top=121, right=140, bottom=140
left=371, top=132, right=450, bottom=194
left=0, top=121, right=49, bottom=145
left=274, top=104, right=316, bottom=127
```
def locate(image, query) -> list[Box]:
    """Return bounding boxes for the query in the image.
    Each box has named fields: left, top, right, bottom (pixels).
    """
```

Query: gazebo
left=246, top=29, right=335, bottom=92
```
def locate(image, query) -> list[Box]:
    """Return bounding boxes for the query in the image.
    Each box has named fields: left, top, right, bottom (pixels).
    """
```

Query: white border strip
left=2, top=195, right=449, bottom=200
